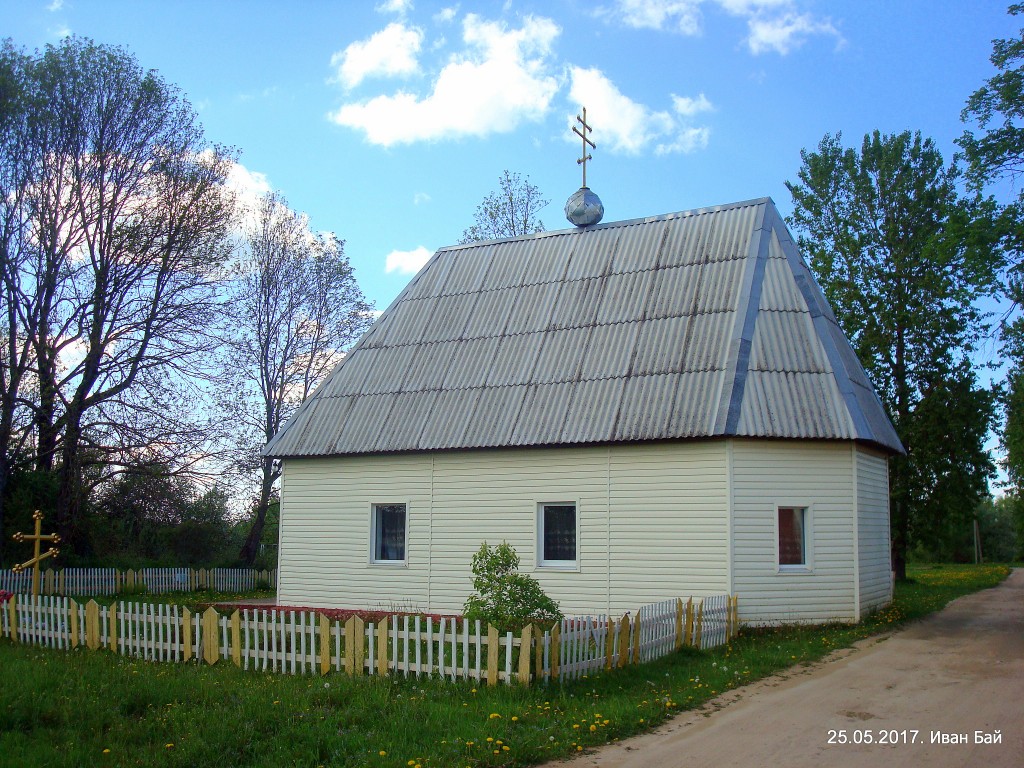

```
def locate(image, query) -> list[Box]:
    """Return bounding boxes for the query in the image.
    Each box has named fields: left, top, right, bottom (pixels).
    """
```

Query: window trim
left=776, top=502, right=813, bottom=573
left=536, top=501, right=580, bottom=571
left=369, top=502, right=409, bottom=567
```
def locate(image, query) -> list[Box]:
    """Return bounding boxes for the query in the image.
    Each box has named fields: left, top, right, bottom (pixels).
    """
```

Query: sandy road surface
left=558, top=569, right=1023, bottom=768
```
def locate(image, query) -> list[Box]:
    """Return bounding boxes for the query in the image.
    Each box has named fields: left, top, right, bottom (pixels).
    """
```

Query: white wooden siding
left=730, top=439, right=858, bottom=623
left=856, top=448, right=892, bottom=614
left=279, top=442, right=729, bottom=617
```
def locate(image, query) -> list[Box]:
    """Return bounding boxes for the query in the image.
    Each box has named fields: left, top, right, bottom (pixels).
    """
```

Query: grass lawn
left=0, top=563, right=1011, bottom=768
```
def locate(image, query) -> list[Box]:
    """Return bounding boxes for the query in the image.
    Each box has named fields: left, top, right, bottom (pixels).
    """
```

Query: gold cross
left=573, top=107, right=596, bottom=188
left=11, top=510, right=61, bottom=596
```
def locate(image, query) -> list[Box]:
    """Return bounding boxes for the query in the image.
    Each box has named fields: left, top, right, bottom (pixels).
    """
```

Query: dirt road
left=562, top=569, right=1023, bottom=768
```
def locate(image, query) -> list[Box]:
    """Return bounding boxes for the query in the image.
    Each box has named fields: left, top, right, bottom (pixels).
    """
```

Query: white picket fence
left=0, top=592, right=739, bottom=685
left=0, top=567, right=277, bottom=596
left=546, top=595, right=734, bottom=680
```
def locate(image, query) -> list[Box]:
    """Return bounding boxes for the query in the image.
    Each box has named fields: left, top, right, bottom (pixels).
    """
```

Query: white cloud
left=47, top=0, right=64, bottom=10
left=413, top=192, right=431, bottom=205
left=435, top=6, right=458, bottom=23
left=746, top=12, right=839, bottom=55
left=376, top=0, right=412, bottom=14
left=615, top=0, right=702, bottom=34
left=568, top=67, right=710, bottom=156
left=607, top=0, right=840, bottom=54
left=331, top=23, right=424, bottom=89
left=385, top=246, right=432, bottom=274
left=226, top=161, right=273, bottom=207
left=671, top=92, right=713, bottom=116
left=52, top=24, right=71, bottom=38
left=331, top=14, right=560, bottom=146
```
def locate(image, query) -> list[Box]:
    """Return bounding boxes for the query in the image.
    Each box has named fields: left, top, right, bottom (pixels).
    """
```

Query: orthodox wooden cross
left=11, top=510, right=61, bottom=596
left=573, top=107, right=596, bottom=188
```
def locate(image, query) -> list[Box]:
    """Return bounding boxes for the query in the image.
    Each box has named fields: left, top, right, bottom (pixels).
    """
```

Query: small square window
left=778, top=506, right=807, bottom=567
left=539, top=503, right=576, bottom=567
left=371, top=503, right=407, bottom=564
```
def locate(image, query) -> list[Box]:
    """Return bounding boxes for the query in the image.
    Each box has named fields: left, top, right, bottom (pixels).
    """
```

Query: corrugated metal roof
left=265, top=198, right=904, bottom=458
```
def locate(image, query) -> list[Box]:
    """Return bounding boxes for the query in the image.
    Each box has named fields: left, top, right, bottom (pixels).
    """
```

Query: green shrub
left=462, top=541, right=562, bottom=632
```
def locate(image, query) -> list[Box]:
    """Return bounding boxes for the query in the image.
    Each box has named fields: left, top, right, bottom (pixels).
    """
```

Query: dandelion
left=590, top=724, right=597, bottom=732
left=511, top=716, right=518, bottom=722
left=379, top=751, right=387, bottom=756
left=489, top=713, right=501, bottom=719
left=165, top=743, right=174, bottom=749
left=502, top=745, right=510, bottom=751
left=102, top=749, right=111, bottom=754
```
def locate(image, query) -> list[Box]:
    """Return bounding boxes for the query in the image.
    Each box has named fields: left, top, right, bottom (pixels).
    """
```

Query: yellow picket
left=486, top=625, right=499, bottom=686
left=202, top=607, right=219, bottom=665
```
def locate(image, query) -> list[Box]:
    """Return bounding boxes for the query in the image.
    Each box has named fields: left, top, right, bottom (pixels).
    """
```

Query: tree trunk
left=239, top=456, right=275, bottom=566
left=53, top=420, right=82, bottom=553
left=35, top=340, right=58, bottom=473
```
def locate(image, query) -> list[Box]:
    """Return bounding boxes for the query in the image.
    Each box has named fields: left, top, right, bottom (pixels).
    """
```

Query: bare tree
left=222, top=192, right=371, bottom=565
left=459, top=170, right=549, bottom=243
left=3, top=37, right=237, bottom=549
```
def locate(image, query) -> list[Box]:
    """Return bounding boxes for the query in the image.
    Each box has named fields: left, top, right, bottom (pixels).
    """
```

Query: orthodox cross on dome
left=11, top=510, right=61, bottom=596
left=573, top=107, right=596, bottom=188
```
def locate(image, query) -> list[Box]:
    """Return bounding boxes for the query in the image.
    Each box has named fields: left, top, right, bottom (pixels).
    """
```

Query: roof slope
left=265, top=198, right=903, bottom=458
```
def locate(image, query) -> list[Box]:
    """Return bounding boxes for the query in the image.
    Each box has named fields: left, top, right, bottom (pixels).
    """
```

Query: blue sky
left=3, top=0, right=1017, bottom=319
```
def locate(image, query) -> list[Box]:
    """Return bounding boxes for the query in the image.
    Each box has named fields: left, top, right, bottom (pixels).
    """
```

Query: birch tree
left=223, top=192, right=371, bottom=565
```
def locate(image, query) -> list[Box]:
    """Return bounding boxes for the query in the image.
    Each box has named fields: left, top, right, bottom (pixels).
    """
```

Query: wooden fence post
left=230, top=610, right=241, bottom=667
left=549, top=622, right=560, bottom=679
left=617, top=614, right=630, bottom=668
left=58, top=569, right=65, bottom=597
left=694, top=600, right=704, bottom=650
left=70, top=601, right=79, bottom=647
left=85, top=600, right=100, bottom=650
left=376, top=617, right=388, bottom=676
left=486, top=624, right=499, bottom=686
left=108, top=602, right=118, bottom=653
left=44, top=569, right=55, bottom=596
left=202, top=607, right=219, bottom=664
left=319, top=614, right=331, bottom=675
left=674, top=598, right=684, bottom=650
left=631, top=610, right=641, bottom=665
left=125, top=570, right=135, bottom=592
left=343, top=616, right=355, bottom=675
left=183, top=608, right=193, bottom=661
left=605, top=617, right=614, bottom=670
left=8, top=595, right=16, bottom=642
left=518, top=624, right=532, bottom=685
left=352, top=616, right=365, bottom=676
left=534, top=624, right=544, bottom=679
left=684, top=597, right=694, bottom=647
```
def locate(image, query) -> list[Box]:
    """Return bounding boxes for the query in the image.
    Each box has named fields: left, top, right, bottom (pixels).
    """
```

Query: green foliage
left=459, top=170, right=549, bottom=243
left=0, top=564, right=1008, bottom=768
left=959, top=4, right=1024, bottom=503
left=463, top=542, right=562, bottom=632
left=787, top=130, right=1002, bottom=577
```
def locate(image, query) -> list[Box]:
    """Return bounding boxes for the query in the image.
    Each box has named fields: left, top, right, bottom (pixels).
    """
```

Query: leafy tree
left=787, top=130, right=1002, bottom=579
left=959, top=3, right=1024, bottom=492
left=459, top=170, right=549, bottom=243
left=463, top=542, right=562, bottom=632
left=221, top=191, right=371, bottom=565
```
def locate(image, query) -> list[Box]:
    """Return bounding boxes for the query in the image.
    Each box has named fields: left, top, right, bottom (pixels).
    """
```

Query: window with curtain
left=778, top=506, right=807, bottom=566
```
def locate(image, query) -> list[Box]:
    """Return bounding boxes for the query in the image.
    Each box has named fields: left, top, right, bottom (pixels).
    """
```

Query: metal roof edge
left=438, top=196, right=777, bottom=252
left=771, top=217, right=904, bottom=454
left=713, top=200, right=773, bottom=434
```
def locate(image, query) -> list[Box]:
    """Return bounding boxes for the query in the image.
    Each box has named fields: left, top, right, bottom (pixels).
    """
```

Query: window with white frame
left=371, top=503, right=407, bottom=564
left=778, top=505, right=808, bottom=568
left=538, top=503, right=577, bottom=567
